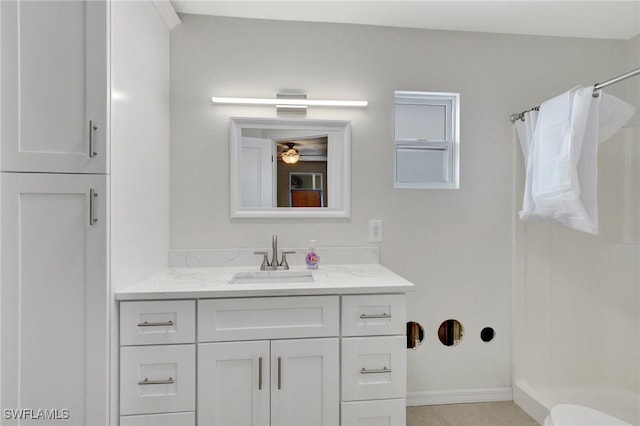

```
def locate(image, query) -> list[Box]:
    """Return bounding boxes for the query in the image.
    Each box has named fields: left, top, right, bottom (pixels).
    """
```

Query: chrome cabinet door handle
left=138, top=377, right=174, bottom=385
left=89, top=189, right=98, bottom=226
left=359, top=313, right=391, bottom=319
left=137, top=320, right=174, bottom=327
left=360, top=367, right=391, bottom=374
left=277, top=357, right=282, bottom=390
left=89, top=120, right=98, bottom=158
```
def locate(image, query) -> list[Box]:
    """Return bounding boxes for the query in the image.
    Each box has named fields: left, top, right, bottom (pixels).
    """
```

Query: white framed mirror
left=230, top=117, right=351, bottom=218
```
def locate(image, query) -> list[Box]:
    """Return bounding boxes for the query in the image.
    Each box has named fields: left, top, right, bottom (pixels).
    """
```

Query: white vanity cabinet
left=117, top=283, right=410, bottom=426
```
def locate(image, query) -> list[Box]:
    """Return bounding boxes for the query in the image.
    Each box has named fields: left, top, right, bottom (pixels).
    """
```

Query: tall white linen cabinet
left=0, top=1, right=172, bottom=424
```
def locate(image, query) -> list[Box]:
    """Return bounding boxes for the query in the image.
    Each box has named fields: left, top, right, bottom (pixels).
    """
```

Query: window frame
left=393, top=91, right=460, bottom=189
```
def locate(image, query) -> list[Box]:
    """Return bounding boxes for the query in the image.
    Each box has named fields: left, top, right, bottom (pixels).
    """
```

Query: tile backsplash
left=168, top=247, right=380, bottom=268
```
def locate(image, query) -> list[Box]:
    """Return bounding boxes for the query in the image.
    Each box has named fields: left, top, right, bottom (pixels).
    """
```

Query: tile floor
left=407, top=402, right=540, bottom=426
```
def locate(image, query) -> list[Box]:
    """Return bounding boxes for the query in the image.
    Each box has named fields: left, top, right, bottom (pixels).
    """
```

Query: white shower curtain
left=516, top=86, right=635, bottom=234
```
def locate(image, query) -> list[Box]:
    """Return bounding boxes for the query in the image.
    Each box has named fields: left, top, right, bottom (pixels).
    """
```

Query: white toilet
left=543, top=404, right=631, bottom=426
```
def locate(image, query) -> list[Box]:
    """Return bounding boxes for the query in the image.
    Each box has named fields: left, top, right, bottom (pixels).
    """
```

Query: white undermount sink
left=229, top=270, right=315, bottom=284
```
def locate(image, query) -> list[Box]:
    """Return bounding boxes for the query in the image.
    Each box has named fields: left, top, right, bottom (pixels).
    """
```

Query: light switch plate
left=369, top=220, right=383, bottom=243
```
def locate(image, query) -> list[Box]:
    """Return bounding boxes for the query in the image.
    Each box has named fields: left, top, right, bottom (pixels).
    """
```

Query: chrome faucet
left=270, top=234, right=279, bottom=267
left=254, top=234, right=295, bottom=270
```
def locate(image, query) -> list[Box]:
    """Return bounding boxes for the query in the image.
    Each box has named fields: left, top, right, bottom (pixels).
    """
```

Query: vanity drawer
left=120, top=300, right=195, bottom=346
left=341, top=399, right=406, bottom=426
left=342, top=294, right=406, bottom=336
left=120, top=412, right=195, bottom=426
left=342, top=336, right=406, bottom=401
left=198, top=296, right=339, bottom=342
left=120, top=345, right=196, bottom=415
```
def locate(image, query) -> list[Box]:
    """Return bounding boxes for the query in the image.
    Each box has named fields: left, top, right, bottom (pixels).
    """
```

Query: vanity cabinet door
left=198, top=341, right=270, bottom=426
left=0, top=0, right=108, bottom=173
left=1, top=173, right=108, bottom=424
left=271, top=338, right=339, bottom=426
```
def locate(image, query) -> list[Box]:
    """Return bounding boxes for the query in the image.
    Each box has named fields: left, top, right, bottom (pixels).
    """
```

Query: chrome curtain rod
left=510, top=67, right=640, bottom=123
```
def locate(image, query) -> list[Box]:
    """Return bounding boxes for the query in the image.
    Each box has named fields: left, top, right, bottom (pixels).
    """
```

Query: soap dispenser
left=305, top=240, right=319, bottom=270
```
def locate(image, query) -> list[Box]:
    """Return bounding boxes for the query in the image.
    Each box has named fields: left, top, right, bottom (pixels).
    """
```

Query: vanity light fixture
left=212, top=92, right=367, bottom=116
left=211, top=97, right=368, bottom=107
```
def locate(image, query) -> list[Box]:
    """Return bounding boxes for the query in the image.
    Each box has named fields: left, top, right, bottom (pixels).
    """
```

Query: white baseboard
left=407, top=387, right=513, bottom=406
left=512, top=381, right=551, bottom=424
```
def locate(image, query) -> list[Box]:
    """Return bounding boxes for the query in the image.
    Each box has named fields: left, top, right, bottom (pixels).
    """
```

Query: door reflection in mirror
left=240, top=136, right=273, bottom=208
left=241, top=130, right=328, bottom=208
left=276, top=136, right=327, bottom=208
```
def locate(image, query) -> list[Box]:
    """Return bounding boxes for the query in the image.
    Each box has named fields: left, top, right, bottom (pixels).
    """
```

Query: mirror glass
left=230, top=118, right=351, bottom=218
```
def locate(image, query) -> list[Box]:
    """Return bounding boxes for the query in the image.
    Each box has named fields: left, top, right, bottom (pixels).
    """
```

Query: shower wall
left=512, top=36, right=640, bottom=424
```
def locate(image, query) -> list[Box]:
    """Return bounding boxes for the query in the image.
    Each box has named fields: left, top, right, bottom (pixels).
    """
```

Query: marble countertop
left=115, top=264, right=415, bottom=300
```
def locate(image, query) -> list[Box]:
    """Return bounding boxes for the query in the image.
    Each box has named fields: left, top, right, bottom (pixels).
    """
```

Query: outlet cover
left=369, top=220, right=383, bottom=243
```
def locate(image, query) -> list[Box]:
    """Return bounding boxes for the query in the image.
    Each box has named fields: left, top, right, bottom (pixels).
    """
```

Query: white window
left=393, top=91, right=460, bottom=189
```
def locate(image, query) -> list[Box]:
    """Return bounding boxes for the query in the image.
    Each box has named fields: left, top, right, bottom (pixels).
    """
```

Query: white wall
left=110, top=0, right=171, bottom=420
left=170, top=14, right=630, bottom=397
left=512, top=36, right=639, bottom=423
left=111, top=1, right=170, bottom=293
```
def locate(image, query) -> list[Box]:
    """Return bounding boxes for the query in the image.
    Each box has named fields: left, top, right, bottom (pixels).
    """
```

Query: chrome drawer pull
left=138, top=377, right=174, bottom=385
left=258, top=357, right=263, bottom=390
left=359, top=313, right=391, bottom=319
left=137, top=320, right=174, bottom=327
left=360, top=367, right=391, bottom=374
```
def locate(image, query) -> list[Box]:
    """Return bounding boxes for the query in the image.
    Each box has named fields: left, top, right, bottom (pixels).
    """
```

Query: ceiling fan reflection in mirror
left=280, top=143, right=301, bottom=164
left=276, top=137, right=328, bottom=165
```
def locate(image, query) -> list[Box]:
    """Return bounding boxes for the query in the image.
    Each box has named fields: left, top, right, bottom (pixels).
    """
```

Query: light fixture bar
left=211, top=96, right=368, bottom=107
left=277, top=93, right=307, bottom=115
